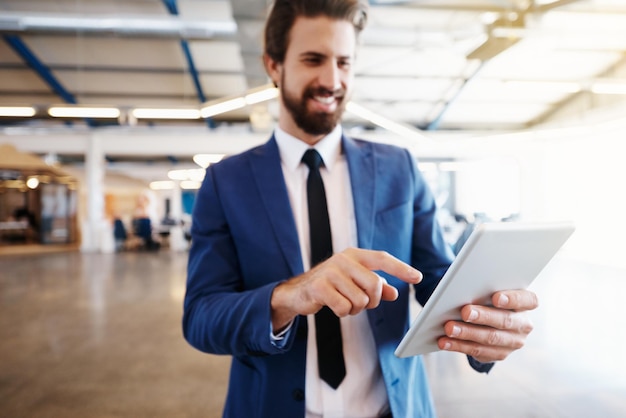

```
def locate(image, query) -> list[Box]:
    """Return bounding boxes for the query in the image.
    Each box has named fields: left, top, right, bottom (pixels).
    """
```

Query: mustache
left=307, top=86, right=345, bottom=99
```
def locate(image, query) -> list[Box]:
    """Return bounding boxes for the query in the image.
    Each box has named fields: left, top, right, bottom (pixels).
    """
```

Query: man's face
left=266, top=16, right=357, bottom=144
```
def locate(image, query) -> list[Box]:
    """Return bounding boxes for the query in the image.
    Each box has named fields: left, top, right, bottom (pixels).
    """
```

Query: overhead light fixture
left=200, top=84, right=279, bottom=119
left=503, top=80, right=582, bottom=94
left=193, top=154, right=225, bottom=169
left=167, top=169, right=206, bottom=182
left=201, top=97, right=246, bottom=119
left=244, top=86, right=279, bottom=105
left=48, top=106, right=120, bottom=118
left=0, top=106, right=36, bottom=117
left=150, top=181, right=175, bottom=190
left=180, top=180, right=202, bottom=190
left=131, top=108, right=201, bottom=120
left=26, top=177, right=40, bottom=189
left=591, top=81, right=626, bottom=95
left=346, top=102, right=430, bottom=142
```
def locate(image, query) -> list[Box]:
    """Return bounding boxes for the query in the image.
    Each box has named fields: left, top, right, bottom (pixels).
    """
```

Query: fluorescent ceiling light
left=201, top=97, right=246, bottom=119
left=245, top=87, right=279, bottom=105
left=346, top=101, right=429, bottom=141
left=150, top=181, right=175, bottom=190
left=48, top=106, right=120, bottom=118
left=504, top=80, right=582, bottom=94
left=200, top=85, right=278, bottom=119
left=131, top=108, right=201, bottom=120
left=193, top=154, right=225, bottom=169
left=180, top=180, right=202, bottom=190
left=591, top=81, right=626, bottom=95
left=168, top=169, right=206, bottom=182
left=0, top=106, right=36, bottom=117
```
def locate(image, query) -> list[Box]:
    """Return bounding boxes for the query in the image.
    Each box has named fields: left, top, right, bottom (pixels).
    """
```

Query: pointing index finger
left=349, top=248, right=422, bottom=284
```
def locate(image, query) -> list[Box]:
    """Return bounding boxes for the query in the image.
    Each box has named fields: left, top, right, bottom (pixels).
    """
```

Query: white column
left=81, top=134, right=107, bottom=252
left=169, top=181, right=187, bottom=252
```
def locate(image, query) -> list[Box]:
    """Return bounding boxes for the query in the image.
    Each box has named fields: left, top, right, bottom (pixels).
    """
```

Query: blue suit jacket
left=183, top=135, right=455, bottom=417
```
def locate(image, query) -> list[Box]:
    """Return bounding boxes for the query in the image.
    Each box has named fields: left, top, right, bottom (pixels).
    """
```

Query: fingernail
left=443, top=342, right=451, bottom=350
left=498, top=294, right=509, bottom=307
left=468, top=309, right=478, bottom=321
left=450, top=325, right=461, bottom=337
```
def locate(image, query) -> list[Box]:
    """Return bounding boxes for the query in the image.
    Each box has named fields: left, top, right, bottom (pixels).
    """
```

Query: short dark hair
left=264, top=0, right=369, bottom=64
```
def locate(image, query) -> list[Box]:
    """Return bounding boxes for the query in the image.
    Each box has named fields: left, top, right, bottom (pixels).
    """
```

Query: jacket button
left=292, top=389, right=304, bottom=402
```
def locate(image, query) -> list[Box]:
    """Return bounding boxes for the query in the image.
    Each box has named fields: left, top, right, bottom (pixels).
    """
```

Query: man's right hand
left=270, top=248, right=422, bottom=331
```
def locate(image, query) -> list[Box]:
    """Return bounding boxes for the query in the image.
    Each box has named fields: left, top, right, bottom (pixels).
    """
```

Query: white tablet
left=394, top=221, right=575, bottom=358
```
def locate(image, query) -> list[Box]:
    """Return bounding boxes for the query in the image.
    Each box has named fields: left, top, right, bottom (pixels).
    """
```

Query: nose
left=318, top=60, right=342, bottom=92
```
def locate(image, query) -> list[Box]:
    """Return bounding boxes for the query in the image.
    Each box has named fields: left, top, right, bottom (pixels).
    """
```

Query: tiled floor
left=1, top=250, right=625, bottom=417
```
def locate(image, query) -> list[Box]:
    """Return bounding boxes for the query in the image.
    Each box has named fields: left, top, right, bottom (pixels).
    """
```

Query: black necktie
left=302, top=149, right=346, bottom=390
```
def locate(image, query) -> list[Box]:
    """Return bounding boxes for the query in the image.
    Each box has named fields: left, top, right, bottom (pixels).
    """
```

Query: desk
left=0, top=220, right=29, bottom=243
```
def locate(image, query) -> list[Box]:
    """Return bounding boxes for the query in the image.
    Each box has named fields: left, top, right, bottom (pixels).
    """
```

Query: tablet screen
left=394, top=221, right=575, bottom=358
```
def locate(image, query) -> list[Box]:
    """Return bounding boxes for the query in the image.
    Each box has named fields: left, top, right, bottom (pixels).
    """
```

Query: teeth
left=314, top=96, right=335, bottom=104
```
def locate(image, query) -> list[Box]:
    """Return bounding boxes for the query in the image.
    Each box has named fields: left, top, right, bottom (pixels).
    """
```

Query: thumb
left=381, top=280, right=399, bottom=301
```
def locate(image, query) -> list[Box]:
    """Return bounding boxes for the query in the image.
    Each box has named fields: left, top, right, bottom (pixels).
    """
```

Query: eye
left=337, top=58, right=351, bottom=69
left=304, top=57, right=322, bottom=65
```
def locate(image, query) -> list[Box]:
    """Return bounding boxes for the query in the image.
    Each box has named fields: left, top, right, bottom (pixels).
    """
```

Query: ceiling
left=1, top=0, right=626, bottom=136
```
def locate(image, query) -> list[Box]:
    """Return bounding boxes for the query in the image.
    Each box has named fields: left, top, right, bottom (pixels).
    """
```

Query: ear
left=263, top=54, right=281, bottom=87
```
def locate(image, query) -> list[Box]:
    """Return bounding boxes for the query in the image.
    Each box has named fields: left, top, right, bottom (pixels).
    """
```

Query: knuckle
left=468, top=345, right=483, bottom=359
left=334, top=300, right=351, bottom=317
left=486, top=329, right=502, bottom=346
left=502, top=313, right=515, bottom=330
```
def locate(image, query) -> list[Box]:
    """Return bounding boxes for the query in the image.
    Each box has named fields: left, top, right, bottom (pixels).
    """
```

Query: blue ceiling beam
left=4, top=34, right=77, bottom=104
left=425, top=62, right=485, bottom=131
left=3, top=34, right=102, bottom=127
left=161, top=0, right=215, bottom=129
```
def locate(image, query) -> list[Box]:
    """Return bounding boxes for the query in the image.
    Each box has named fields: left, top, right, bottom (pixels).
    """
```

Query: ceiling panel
left=0, top=68, right=51, bottom=92
left=21, top=36, right=186, bottom=70
left=188, top=40, right=244, bottom=72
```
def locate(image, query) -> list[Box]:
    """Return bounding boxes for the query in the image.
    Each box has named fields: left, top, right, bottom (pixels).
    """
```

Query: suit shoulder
left=349, top=137, right=411, bottom=156
left=207, top=142, right=266, bottom=175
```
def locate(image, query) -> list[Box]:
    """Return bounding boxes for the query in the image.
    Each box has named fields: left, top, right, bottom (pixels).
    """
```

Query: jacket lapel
left=343, top=136, right=376, bottom=250
left=248, top=137, right=304, bottom=277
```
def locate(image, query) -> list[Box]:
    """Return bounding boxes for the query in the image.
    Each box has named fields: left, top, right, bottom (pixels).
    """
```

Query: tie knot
left=302, top=149, right=323, bottom=170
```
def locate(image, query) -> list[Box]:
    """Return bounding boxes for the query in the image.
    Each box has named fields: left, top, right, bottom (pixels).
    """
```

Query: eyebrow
left=299, top=51, right=352, bottom=60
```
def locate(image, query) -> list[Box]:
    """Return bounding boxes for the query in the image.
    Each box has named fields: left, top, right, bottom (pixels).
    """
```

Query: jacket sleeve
left=182, top=164, right=298, bottom=358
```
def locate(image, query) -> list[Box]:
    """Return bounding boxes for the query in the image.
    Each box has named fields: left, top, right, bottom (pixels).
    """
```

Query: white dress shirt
left=274, top=126, right=389, bottom=418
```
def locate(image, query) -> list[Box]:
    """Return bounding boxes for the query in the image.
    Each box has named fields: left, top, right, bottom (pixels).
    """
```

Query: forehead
left=286, top=15, right=357, bottom=58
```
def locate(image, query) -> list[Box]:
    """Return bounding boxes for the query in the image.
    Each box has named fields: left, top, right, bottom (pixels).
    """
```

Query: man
left=183, top=1, right=538, bottom=417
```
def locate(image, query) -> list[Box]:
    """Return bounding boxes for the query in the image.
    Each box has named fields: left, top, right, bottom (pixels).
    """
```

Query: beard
left=280, top=75, right=347, bottom=136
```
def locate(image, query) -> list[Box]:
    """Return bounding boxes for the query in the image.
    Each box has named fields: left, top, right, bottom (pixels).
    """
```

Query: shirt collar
left=274, top=125, right=343, bottom=172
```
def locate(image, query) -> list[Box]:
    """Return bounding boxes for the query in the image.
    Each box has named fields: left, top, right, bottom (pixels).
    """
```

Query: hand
left=271, top=248, right=422, bottom=330
left=437, top=289, right=539, bottom=363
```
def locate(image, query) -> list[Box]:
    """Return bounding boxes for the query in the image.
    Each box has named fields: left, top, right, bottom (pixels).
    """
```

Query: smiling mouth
left=313, top=95, right=337, bottom=104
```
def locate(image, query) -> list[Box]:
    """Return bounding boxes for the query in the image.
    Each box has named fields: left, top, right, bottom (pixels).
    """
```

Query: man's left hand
left=437, top=289, right=539, bottom=363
